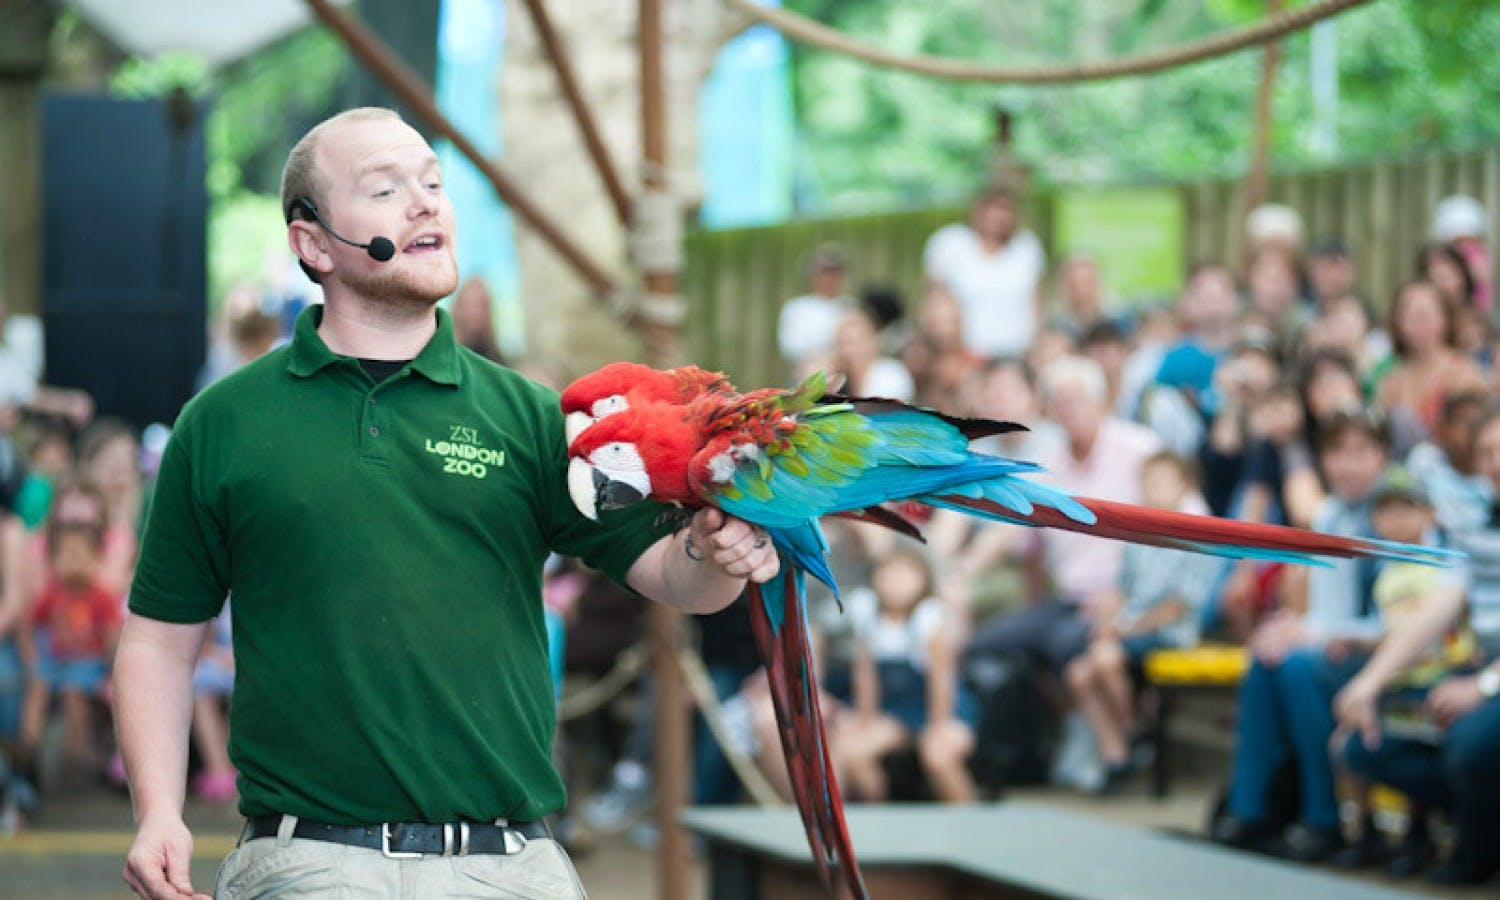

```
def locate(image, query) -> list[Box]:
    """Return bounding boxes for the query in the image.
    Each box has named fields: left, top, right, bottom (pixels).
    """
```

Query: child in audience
left=1333, top=468, right=1469, bottom=875
left=1065, top=451, right=1224, bottom=792
left=836, top=543, right=977, bottom=803
left=17, top=520, right=121, bottom=780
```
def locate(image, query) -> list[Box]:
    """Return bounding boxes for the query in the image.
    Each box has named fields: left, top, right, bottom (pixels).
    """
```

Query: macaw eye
left=596, top=442, right=640, bottom=468
left=591, top=395, right=628, bottom=418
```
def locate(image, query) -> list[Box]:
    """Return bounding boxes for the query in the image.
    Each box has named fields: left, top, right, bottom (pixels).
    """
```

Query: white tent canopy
left=69, top=0, right=349, bottom=67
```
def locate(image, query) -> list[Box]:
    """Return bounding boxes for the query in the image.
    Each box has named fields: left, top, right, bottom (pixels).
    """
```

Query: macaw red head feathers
left=566, top=401, right=704, bottom=519
left=559, top=362, right=734, bottom=446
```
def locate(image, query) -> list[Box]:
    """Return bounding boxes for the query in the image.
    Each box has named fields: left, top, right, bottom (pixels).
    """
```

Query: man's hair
left=280, top=107, right=404, bottom=224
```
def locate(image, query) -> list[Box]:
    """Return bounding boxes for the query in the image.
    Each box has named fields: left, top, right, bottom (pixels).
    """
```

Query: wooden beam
left=639, top=3, right=690, bottom=900
left=519, top=0, right=632, bottom=226
left=304, top=0, right=618, bottom=295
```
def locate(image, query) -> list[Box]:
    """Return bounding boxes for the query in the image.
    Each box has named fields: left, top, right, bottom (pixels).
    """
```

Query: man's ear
left=288, top=221, right=334, bottom=282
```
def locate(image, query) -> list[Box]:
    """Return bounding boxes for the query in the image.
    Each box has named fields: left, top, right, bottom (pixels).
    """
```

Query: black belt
left=246, top=814, right=550, bottom=857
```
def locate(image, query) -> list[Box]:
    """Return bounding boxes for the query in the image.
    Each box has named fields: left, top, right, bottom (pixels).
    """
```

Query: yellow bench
left=1142, top=644, right=1250, bottom=796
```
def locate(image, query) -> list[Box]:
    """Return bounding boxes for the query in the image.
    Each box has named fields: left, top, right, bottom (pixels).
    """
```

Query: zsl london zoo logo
left=425, top=424, right=504, bottom=479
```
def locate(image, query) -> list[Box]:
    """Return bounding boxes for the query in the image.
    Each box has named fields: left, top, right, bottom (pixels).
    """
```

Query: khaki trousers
left=214, top=815, right=588, bottom=899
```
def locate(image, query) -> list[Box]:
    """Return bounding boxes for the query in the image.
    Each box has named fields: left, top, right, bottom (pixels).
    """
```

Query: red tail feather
left=747, top=581, right=869, bottom=900
left=940, top=494, right=1415, bottom=561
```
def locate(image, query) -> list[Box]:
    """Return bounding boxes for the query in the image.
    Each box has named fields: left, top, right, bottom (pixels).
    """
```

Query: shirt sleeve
left=128, top=425, right=230, bottom=624
left=537, top=394, right=673, bottom=589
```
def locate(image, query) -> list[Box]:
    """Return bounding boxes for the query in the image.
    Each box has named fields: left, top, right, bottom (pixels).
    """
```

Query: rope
left=725, top=0, right=1375, bottom=85
left=677, top=648, right=786, bottom=808
left=557, top=641, right=649, bottom=722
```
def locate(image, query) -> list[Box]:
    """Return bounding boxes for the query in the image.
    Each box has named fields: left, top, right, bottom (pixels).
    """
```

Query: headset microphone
left=289, top=198, right=397, bottom=262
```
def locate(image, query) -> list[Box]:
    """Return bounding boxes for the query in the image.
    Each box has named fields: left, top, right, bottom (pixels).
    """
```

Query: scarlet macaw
left=561, top=365, right=1451, bottom=900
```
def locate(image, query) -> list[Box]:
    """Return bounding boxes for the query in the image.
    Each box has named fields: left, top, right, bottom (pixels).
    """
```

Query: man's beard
left=338, top=255, right=458, bottom=310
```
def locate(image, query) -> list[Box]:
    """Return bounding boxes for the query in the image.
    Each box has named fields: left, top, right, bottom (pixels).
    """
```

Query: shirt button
left=368, top=396, right=378, bottom=404
left=369, top=426, right=380, bottom=438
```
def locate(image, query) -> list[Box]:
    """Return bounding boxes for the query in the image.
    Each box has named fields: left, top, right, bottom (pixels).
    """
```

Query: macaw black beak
left=568, top=457, right=650, bottom=521
left=595, top=468, right=645, bottom=511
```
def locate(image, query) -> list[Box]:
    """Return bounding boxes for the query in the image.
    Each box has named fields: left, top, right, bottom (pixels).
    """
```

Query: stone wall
left=499, top=0, right=742, bottom=374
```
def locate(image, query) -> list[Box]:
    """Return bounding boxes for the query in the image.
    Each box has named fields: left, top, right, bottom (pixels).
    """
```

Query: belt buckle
left=498, top=819, right=527, bottom=854
left=381, top=823, right=423, bottom=859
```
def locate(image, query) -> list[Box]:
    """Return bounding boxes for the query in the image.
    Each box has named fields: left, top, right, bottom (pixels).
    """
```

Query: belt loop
left=441, top=823, right=455, bottom=857
left=459, top=822, right=471, bottom=857
left=236, top=819, right=252, bottom=848
left=276, top=814, right=299, bottom=848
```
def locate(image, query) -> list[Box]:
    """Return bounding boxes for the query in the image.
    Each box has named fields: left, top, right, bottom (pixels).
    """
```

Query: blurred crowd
left=567, top=187, right=1500, bottom=888
left=2, top=182, right=1499, bottom=888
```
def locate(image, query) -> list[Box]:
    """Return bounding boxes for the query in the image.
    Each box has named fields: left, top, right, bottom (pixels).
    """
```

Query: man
left=922, top=185, right=1046, bottom=361
left=777, top=243, right=853, bottom=374
left=1213, top=410, right=1390, bottom=863
left=117, top=108, right=777, bottom=900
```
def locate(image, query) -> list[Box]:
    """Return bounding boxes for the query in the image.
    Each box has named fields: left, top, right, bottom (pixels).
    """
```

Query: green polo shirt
left=130, top=305, right=668, bottom=825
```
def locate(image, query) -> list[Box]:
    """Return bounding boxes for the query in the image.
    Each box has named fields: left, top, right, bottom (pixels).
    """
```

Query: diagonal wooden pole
left=519, top=0, right=632, bottom=226
left=304, top=0, right=618, bottom=295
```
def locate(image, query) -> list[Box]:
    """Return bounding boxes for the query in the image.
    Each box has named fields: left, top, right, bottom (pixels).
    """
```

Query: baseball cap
left=1372, top=465, right=1430, bottom=508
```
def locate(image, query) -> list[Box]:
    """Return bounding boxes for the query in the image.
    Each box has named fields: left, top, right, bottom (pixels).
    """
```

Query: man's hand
left=1426, top=676, right=1486, bottom=728
left=1333, top=675, right=1383, bottom=751
left=689, top=508, right=779, bottom=584
left=123, top=814, right=210, bottom=900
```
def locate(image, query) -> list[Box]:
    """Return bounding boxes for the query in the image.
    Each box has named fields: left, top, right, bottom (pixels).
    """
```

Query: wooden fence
left=683, top=146, right=1500, bottom=387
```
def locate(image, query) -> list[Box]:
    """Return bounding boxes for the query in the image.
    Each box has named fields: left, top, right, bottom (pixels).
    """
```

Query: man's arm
left=117, top=615, right=213, bottom=900
left=627, top=508, right=778, bottom=615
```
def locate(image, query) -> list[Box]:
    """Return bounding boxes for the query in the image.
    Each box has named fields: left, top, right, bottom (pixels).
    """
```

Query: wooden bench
left=682, top=803, right=1423, bottom=900
left=1142, top=644, right=1249, bottom=796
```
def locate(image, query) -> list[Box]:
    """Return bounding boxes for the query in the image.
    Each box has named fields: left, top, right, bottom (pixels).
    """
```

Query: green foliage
left=785, top=0, right=1500, bottom=212
left=106, top=29, right=349, bottom=305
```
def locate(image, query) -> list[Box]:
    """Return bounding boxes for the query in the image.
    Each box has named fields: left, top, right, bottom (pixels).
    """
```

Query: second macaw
left=562, top=365, right=1453, bottom=900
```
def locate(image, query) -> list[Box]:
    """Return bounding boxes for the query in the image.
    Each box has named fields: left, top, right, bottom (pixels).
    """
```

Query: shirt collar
left=287, top=304, right=462, bottom=387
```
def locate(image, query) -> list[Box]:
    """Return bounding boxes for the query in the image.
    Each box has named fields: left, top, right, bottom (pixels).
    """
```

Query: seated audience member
left=831, top=308, right=913, bottom=401
left=1079, top=321, right=1132, bottom=419
left=1243, top=246, right=1312, bottom=357
left=778, top=244, right=854, bottom=373
left=1065, top=451, right=1223, bottom=792
left=1429, top=195, right=1492, bottom=316
left=965, top=356, right=1160, bottom=676
left=1052, top=252, right=1121, bottom=340
left=77, top=421, right=141, bottom=598
left=17, top=520, right=121, bottom=781
left=1406, top=391, right=1492, bottom=540
left=1212, top=408, right=1389, bottom=862
left=837, top=543, right=977, bottom=803
left=1199, top=328, right=1281, bottom=517
left=923, top=185, right=1046, bottom=362
left=1151, top=263, right=1240, bottom=422
left=1416, top=241, right=1475, bottom=317
left=450, top=276, right=506, bottom=365
left=1304, top=294, right=1389, bottom=379
left=1373, top=280, right=1485, bottom=446
left=1307, top=236, right=1360, bottom=312
left=1335, top=403, right=1500, bottom=885
left=901, top=283, right=979, bottom=412
left=928, top=360, right=1062, bottom=627
left=1328, top=468, right=1450, bottom=874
